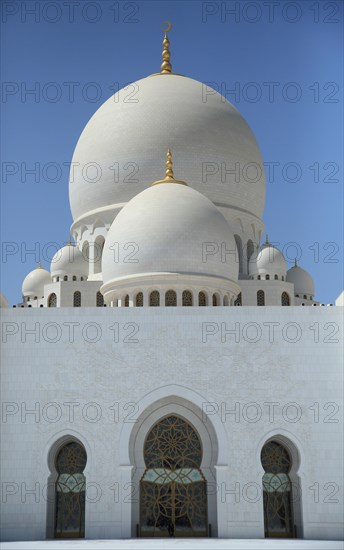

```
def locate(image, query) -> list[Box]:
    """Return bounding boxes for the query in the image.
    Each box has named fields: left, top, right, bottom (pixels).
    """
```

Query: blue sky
left=1, top=0, right=343, bottom=305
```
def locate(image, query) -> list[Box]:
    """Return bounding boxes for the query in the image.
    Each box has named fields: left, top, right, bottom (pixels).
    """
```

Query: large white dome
left=69, top=75, right=265, bottom=227
left=101, top=182, right=239, bottom=297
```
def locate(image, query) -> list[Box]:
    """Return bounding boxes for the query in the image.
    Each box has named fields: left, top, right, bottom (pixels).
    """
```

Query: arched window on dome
left=281, top=292, right=290, bottom=306
left=96, top=291, right=104, bottom=307
left=72, top=276, right=77, bottom=281
left=212, top=293, right=220, bottom=306
left=234, top=292, right=242, bottom=306
left=56, top=277, right=60, bottom=282
left=124, top=295, right=129, bottom=307
left=274, top=274, right=278, bottom=280
left=73, top=291, right=81, bottom=307
left=149, top=291, right=160, bottom=307
left=198, top=291, right=207, bottom=306
left=303, top=294, right=307, bottom=300
left=48, top=293, right=57, bottom=308
left=165, top=290, right=177, bottom=306
left=223, top=295, right=229, bottom=306
left=136, top=292, right=143, bottom=307
left=182, top=290, right=192, bottom=306
left=266, top=274, right=270, bottom=280
left=257, top=275, right=261, bottom=280
left=257, top=290, right=265, bottom=306
left=64, top=275, right=68, bottom=281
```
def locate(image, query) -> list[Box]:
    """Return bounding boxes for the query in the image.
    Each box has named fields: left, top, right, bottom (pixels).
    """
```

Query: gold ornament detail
left=161, top=32, right=172, bottom=74
left=151, top=148, right=187, bottom=186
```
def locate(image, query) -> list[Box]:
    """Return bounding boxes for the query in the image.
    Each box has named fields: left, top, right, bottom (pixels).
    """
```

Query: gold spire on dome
left=151, top=148, right=187, bottom=186
left=294, top=258, right=298, bottom=267
left=150, top=22, right=184, bottom=77
left=265, top=234, right=269, bottom=245
left=161, top=22, right=172, bottom=74
left=37, top=260, right=42, bottom=269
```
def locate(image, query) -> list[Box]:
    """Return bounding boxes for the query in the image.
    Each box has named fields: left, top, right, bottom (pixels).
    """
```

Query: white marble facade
left=1, top=308, right=343, bottom=541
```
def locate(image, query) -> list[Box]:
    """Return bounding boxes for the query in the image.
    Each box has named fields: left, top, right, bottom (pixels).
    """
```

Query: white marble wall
left=1, top=307, right=343, bottom=541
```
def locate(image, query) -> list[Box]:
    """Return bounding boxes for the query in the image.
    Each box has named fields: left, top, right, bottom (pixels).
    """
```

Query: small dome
left=287, top=264, right=314, bottom=296
left=101, top=181, right=239, bottom=296
left=249, top=242, right=286, bottom=278
left=51, top=244, right=88, bottom=278
left=22, top=265, right=51, bottom=299
left=0, top=292, right=9, bottom=308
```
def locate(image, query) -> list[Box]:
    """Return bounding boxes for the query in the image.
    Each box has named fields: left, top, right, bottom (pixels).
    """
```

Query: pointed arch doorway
left=139, top=415, right=208, bottom=537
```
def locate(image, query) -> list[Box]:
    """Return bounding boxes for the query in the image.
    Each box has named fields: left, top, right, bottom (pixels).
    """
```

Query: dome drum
left=101, top=272, right=241, bottom=307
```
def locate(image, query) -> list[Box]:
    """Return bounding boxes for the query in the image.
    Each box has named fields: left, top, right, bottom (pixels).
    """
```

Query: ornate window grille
left=140, top=416, right=207, bottom=537
left=212, top=294, right=218, bottom=306
left=165, top=290, right=177, bottom=306
left=261, top=441, right=294, bottom=538
left=281, top=292, right=290, bottom=306
left=182, top=290, right=192, bottom=306
left=136, top=292, right=143, bottom=307
left=150, top=291, right=160, bottom=307
left=73, top=291, right=81, bottom=307
left=198, top=291, right=206, bottom=306
left=54, top=442, right=86, bottom=539
left=96, top=291, right=104, bottom=307
left=257, top=290, right=265, bottom=306
left=48, top=293, right=57, bottom=307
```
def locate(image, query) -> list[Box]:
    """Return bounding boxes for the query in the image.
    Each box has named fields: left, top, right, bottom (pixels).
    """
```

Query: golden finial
left=68, top=236, right=73, bottom=246
left=160, top=22, right=172, bottom=74
left=151, top=148, right=187, bottom=186
left=294, top=258, right=298, bottom=267
left=37, top=260, right=42, bottom=269
left=265, top=234, right=269, bottom=245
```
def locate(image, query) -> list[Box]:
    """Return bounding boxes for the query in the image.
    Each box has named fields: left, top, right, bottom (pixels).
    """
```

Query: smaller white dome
left=22, top=265, right=51, bottom=299
left=249, top=242, right=286, bottom=278
left=101, top=180, right=239, bottom=300
left=51, top=245, right=88, bottom=278
left=287, top=264, right=314, bottom=296
left=0, top=292, right=9, bottom=308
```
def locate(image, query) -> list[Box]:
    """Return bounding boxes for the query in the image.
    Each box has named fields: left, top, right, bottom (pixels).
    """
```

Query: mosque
left=1, top=28, right=343, bottom=542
